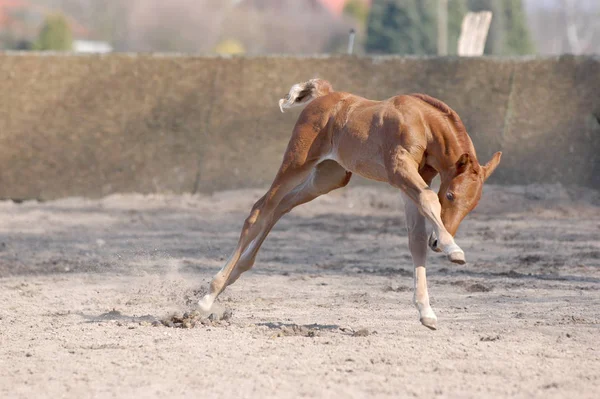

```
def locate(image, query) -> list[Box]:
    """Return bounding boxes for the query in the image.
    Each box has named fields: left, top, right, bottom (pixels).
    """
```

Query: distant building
left=72, top=40, right=113, bottom=54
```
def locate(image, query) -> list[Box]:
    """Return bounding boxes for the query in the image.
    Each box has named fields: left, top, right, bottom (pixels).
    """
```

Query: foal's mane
left=409, top=93, right=473, bottom=156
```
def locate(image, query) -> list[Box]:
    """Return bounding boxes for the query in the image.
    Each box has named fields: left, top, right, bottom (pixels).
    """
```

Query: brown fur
left=200, top=79, right=502, bottom=329
left=408, top=93, right=472, bottom=156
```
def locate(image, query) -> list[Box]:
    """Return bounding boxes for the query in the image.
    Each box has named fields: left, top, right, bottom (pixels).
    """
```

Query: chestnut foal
left=200, top=79, right=501, bottom=329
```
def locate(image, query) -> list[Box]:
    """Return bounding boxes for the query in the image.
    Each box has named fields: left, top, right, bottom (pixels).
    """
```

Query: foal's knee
left=418, top=189, right=439, bottom=210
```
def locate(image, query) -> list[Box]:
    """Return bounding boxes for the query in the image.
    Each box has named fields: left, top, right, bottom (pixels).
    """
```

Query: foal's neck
left=408, top=94, right=477, bottom=175
left=427, top=122, right=477, bottom=178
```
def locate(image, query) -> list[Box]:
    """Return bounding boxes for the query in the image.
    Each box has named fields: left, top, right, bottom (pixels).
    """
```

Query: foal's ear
left=482, top=152, right=502, bottom=181
left=455, top=153, right=472, bottom=174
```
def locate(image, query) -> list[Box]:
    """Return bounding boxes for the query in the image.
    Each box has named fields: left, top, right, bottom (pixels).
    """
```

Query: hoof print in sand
left=273, top=325, right=319, bottom=338
left=160, top=309, right=232, bottom=329
left=351, top=328, right=371, bottom=337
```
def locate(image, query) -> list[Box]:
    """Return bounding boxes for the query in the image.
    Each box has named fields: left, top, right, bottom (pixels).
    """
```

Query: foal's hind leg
left=385, top=148, right=465, bottom=264
left=199, top=160, right=351, bottom=311
left=198, top=162, right=314, bottom=311
left=225, top=160, right=351, bottom=286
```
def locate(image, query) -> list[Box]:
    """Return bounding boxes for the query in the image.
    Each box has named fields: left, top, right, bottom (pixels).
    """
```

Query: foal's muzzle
left=428, top=232, right=442, bottom=253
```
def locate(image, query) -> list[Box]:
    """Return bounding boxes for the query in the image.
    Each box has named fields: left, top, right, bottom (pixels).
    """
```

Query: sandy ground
left=0, top=183, right=599, bottom=398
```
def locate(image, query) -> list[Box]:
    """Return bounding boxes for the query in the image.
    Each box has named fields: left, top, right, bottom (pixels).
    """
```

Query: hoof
left=448, top=250, right=466, bottom=265
left=420, top=317, right=437, bottom=330
left=428, top=233, right=442, bottom=253
left=198, top=294, right=214, bottom=312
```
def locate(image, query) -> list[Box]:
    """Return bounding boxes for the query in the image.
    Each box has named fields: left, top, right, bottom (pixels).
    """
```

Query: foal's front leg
left=402, top=193, right=437, bottom=330
left=385, top=149, right=465, bottom=264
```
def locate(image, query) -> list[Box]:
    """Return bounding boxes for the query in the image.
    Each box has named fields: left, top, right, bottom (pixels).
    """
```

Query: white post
left=347, top=28, right=356, bottom=54
left=457, top=11, right=493, bottom=56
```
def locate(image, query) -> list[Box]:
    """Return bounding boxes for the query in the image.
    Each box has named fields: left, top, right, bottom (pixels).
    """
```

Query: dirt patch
left=480, top=334, right=501, bottom=342
left=383, top=284, right=411, bottom=292
left=351, top=328, right=371, bottom=337
left=160, top=309, right=233, bottom=328
left=263, top=323, right=321, bottom=338
left=451, top=280, right=494, bottom=292
left=0, top=184, right=599, bottom=398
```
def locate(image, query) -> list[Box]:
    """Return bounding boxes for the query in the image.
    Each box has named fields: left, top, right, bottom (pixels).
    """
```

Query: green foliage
left=366, top=0, right=467, bottom=55
left=467, top=0, right=534, bottom=55
left=344, top=0, right=370, bottom=28
left=366, top=0, right=425, bottom=54
left=502, top=0, right=535, bottom=54
left=366, top=0, right=534, bottom=55
left=448, top=0, right=470, bottom=53
left=34, top=14, right=73, bottom=51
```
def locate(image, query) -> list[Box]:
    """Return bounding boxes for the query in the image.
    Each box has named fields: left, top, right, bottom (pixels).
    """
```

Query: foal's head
left=429, top=151, right=502, bottom=252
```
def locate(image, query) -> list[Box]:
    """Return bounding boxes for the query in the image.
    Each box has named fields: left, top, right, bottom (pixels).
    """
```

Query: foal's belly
left=328, top=132, right=390, bottom=183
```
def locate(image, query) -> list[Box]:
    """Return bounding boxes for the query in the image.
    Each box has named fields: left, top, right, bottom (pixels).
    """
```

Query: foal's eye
left=446, top=192, right=455, bottom=201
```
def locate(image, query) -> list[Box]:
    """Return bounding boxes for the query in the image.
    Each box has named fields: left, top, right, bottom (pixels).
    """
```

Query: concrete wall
left=0, top=53, right=598, bottom=200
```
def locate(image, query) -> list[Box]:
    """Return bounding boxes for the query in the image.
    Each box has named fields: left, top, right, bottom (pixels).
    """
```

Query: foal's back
left=301, top=93, right=433, bottom=181
left=306, top=92, right=442, bottom=140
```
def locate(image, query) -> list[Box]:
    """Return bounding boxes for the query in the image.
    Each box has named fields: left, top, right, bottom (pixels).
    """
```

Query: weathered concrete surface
left=0, top=54, right=598, bottom=199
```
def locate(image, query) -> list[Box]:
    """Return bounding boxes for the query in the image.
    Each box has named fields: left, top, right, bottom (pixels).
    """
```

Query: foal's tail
left=278, top=79, right=333, bottom=113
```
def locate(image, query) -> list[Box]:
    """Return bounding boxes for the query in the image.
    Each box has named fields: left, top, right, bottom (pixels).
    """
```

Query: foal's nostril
left=432, top=239, right=438, bottom=248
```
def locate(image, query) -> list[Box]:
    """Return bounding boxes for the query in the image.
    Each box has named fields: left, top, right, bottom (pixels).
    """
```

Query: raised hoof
left=448, top=251, right=466, bottom=265
left=420, top=317, right=437, bottom=330
left=198, top=294, right=214, bottom=312
left=428, top=234, right=443, bottom=253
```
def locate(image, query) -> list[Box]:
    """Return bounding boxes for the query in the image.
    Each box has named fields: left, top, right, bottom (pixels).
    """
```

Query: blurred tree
left=366, top=0, right=425, bottom=54
left=415, top=0, right=437, bottom=54
left=365, top=0, right=467, bottom=55
left=503, top=0, right=535, bottom=54
left=343, top=0, right=370, bottom=28
left=34, top=14, right=73, bottom=51
left=448, top=0, right=470, bottom=53
left=468, top=0, right=535, bottom=55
